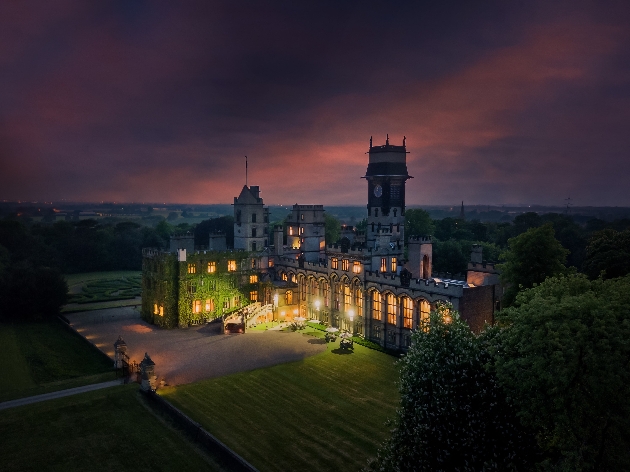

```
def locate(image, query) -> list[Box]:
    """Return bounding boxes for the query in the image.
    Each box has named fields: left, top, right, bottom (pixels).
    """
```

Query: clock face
left=373, top=185, right=383, bottom=197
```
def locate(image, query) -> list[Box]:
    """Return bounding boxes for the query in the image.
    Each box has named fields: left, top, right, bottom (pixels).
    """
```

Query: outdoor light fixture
left=273, top=294, right=278, bottom=307
left=293, top=308, right=298, bottom=315
left=314, top=300, right=320, bottom=310
left=348, top=309, right=354, bottom=321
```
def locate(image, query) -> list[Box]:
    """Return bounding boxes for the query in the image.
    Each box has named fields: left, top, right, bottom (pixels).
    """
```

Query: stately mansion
left=142, top=137, right=501, bottom=350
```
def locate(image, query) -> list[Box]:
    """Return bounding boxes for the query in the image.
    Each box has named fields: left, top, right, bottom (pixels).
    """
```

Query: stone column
left=113, top=335, right=127, bottom=369
left=139, top=352, right=156, bottom=392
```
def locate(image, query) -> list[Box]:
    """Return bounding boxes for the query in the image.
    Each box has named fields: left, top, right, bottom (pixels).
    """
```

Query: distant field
left=0, top=385, right=220, bottom=472
left=162, top=341, right=400, bottom=472
left=0, top=321, right=114, bottom=402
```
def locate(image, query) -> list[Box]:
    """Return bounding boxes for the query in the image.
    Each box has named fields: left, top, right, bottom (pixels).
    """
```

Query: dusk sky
left=1, top=1, right=629, bottom=206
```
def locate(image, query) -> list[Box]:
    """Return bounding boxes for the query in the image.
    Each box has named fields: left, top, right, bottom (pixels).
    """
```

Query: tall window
left=403, top=297, right=413, bottom=329
left=420, top=300, right=431, bottom=330
left=341, top=259, right=349, bottom=271
left=268, top=259, right=274, bottom=268
left=251, top=258, right=257, bottom=269
left=344, top=285, right=351, bottom=311
left=159, top=305, right=164, bottom=316
left=323, top=281, right=329, bottom=307
left=391, top=257, right=397, bottom=273
left=299, top=227, right=304, bottom=235
left=207, top=262, right=216, bottom=273
left=372, top=291, right=382, bottom=321
left=352, top=261, right=361, bottom=273
left=252, top=242, right=257, bottom=251
left=282, top=273, right=288, bottom=281
left=334, top=284, right=340, bottom=310
left=354, top=287, right=363, bottom=309
left=252, top=213, right=257, bottom=223
left=331, top=257, right=338, bottom=269
left=205, top=299, right=214, bottom=312
left=227, top=260, right=237, bottom=271
left=380, top=258, right=387, bottom=273
left=289, top=227, right=294, bottom=235
left=188, top=263, right=196, bottom=274
left=250, top=274, right=258, bottom=283
left=250, top=291, right=258, bottom=302
left=387, top=293, right=397, bottom=325
left=373, top=324, right=381, bottom=339
left=153, top=303, right=158, bottom=315
left=252, top=227, right=257, bottom=237
left=285, top=290, right=293, bottom=305
left=193, top=299, right=201, bottom=313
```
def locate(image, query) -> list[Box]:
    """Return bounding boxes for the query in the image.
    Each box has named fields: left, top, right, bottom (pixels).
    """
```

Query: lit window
left=301, top=213, right=304, bottom=220
left=227, top=260, right=237, bottom=272
left=299, top=227, right=304, bottom=235
left=250, top=274, right=258, bottom=283
left=352, top=261, right=361, bottom=273
left=342, top=259, right=349, bottom=271
left=380, top=258, right=387, bottom=273
left=285, top=290, right=293, bottom=305
left=268, top=259, right=274, bottom=268
left=289, top=227, right=293, bottom=235
left=205, top=299, right=214, bottom=312
left=391, top=257, right=397, bottom=273
left=387, top=293, right=397, bottom=325
left=250, top=291, right=258, bottom=302
left=420, top=300, right=430, bottom=331
left=344, top=285, right=351, bottom=311
left=159, top=305, right=164, bottom=316
left=188, top=263, right=196, bottom=274
left=153, top=303, right=158, bottom=315
left=403, top=297, right=413, bottom=329
left=234, top=296, right=240, bottom=306
left=207, top=262, right=216, bottom=273
left=251, top=259, right=257, bottom=269
left=354, top=288, right=363, bottom=309
left=291, top=274, right=296, bottom=283
left=331, top=258, right=338, bottom=269
left=372, top=291, right=382, bottom=321
left=223, top=300, right=229, bottom=309
left=282, top=273, right=288, bottom=281
left=193, top=299, right=201, bottom=313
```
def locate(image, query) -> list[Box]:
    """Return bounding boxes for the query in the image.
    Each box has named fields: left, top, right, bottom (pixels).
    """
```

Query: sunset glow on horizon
left=1, top=1, right=629, bottom=206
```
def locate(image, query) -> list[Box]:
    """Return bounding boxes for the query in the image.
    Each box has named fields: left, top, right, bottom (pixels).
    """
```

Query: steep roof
left=234, top=185, right=261, bottom=205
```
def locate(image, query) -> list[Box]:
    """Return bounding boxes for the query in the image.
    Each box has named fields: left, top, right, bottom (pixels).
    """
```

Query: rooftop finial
left=370, top=136, right=372, bottom=148
left=386, top=133, right=389, bottom=145
left=403, top=135, right=406, bottom=147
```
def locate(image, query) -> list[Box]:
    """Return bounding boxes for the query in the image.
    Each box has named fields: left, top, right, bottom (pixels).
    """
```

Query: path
left=66, top=307, right=327, bottom=385
left=0, top=380, right=122, bottom=411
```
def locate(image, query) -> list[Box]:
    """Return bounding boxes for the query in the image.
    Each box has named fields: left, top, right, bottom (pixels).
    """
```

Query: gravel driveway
left=66, top=307, right=327, bottom=385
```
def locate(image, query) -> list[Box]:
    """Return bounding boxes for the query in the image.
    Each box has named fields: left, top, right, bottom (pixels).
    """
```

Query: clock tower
left=364, top=135, right=412, bottom=251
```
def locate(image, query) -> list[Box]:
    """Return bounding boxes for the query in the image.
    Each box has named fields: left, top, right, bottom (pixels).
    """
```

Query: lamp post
left=273, top=293, right=278, bottom=323
left=348, top=309, right=354, bottom=335
left=314, top=299, right=321, bottom=322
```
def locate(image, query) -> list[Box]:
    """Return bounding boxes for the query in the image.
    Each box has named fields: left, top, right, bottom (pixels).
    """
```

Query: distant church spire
left=459, top=201, right=465, bottom=220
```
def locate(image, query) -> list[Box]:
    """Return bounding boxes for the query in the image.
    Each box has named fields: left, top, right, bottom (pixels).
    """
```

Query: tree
left=583, top=229, right=630, bottom=279
left=499, top=223, right=568, bottom=306
left=194, top=216, right=235, bottom=248
left=324, top=213, right=341, bottom=245
left=493, top=274, right=630, bottom=471
left=369, top=303, right=535, bottom=471
left=405, top=209, right=435, bottom=240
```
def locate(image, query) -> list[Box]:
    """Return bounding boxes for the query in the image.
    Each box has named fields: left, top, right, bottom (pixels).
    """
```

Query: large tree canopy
left=583, top=229, right=630, bottom=280
left=369, top=303, right=535, bottom=471
left=493, top=274, right=630, bottom=471
left=499, top=223, right=569, bottom=306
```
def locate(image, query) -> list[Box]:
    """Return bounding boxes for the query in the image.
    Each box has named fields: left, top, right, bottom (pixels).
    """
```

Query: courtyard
left=66, top=307, right=327, bottom=385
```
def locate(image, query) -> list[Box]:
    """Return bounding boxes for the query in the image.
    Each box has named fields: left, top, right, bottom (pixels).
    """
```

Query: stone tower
left=286, top=204, right=326, bottom=262
left=364, top=135, right=412, bottom=250
left=233, top=185, right=269, bottom=251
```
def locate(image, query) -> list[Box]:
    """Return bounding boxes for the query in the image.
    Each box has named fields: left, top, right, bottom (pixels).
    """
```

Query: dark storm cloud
left=1, top=0, right=629, bottom=205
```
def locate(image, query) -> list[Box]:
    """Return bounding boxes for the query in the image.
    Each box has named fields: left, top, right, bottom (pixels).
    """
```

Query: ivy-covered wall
left=141, top=250, right=179, bottom=328
left=142, top=249, right=265, bottom=329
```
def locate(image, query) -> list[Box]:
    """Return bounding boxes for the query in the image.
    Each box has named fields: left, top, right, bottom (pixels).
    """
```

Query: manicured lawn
left=161, top=341, right=400, bottom=472
left=0, top=385, right=220, bottom=472
left=0, top=321, right=114, bottom=402
left=67, top=272, right=142, bottom=304
left=65, top=270, right=142, bottom=288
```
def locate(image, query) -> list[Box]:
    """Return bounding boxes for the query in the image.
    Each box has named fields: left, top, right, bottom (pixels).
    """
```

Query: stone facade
left=141, top=136, right=501, bottom=348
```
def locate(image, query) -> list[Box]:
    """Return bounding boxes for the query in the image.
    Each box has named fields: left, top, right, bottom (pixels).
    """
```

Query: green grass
left=161, top=341, right=400, bottom=472
left=68, top=273, right=142, bottom=304
left=65, top=270, right=142, bottom=287
left=0, top=321, right=114, bottom=402
left=0, top=385, right=220, bottom=472
left=61, top=298, right=142, bottom=313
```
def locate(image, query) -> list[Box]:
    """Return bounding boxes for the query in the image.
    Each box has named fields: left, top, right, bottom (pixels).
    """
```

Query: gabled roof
left=234, top=185, right=261, bottom=205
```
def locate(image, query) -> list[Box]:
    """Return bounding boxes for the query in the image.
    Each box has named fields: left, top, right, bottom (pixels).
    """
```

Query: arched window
left=285, top=290, right=293, bottom=305
left=402, top=297, right=413, bottom=329
left=387, top=293, right=397, bottom=325
left=372, top=291, right=382, bottom=321
left=419, top=300, right=430, bottom=331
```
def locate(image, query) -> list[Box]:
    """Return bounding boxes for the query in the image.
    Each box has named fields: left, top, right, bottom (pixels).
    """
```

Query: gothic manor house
left=142, top=137, right=501, bottom=350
